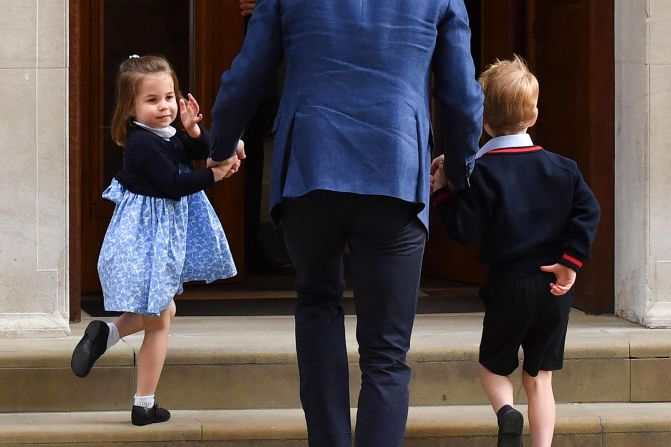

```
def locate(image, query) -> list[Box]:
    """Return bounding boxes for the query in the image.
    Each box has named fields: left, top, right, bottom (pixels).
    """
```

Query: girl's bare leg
left=136, top=301, right=176, bottom=396
left=113, top=312, right=144, bottom=338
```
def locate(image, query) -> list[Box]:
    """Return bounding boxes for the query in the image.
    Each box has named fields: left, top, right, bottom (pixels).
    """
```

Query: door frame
left=69, top=0, right=86, bottom=322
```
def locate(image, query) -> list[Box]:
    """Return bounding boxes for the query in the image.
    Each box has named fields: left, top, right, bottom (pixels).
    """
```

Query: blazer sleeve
left=432, top=0, right=484, bottom=190
left=128, top=137, right=214, bottom=200
left=177, top=126, right=211, bottom=161
left=557, top=170, right=601, bottom=272
left=209, top=0, right=283, bottom=161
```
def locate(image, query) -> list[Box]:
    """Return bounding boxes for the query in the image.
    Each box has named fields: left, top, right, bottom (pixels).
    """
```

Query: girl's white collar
left=133, top=120, right=177, bottom=140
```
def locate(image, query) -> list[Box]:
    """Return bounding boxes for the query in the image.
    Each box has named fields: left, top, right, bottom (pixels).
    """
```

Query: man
left=209, top=2, right=483, bottom=446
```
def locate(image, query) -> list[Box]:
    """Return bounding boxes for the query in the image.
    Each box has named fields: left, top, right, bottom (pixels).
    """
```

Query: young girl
left=71, top=55, right=240, bottom=426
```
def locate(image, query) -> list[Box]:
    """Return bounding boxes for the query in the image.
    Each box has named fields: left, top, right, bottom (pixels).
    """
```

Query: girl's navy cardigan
left=116, top=125, right=215, bottom=201
left=431, top=146, right=600, bottom=278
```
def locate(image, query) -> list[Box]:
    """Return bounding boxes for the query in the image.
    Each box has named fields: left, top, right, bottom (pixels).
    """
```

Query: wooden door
left=423, top=0, right=614, bottom=314
left=76, top=0, right=246, bottom=297
left=525, top=0, right=614, bottom=314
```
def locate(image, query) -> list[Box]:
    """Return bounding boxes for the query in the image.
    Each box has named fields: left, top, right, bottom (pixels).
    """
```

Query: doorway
left=423, top=0, right=614, bottom=314
left=70, top=0, right=247, bottom=320
left=69, top=0, right=614, bottom=321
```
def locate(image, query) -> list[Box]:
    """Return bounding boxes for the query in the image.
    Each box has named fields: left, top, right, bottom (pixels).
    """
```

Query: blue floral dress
left=97, top=175, right=237, bottom=317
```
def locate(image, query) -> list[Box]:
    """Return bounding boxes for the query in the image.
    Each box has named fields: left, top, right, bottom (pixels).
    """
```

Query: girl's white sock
left=106, top=322, right=120, bottom=349
left=133, top=394, right=155, bottom=408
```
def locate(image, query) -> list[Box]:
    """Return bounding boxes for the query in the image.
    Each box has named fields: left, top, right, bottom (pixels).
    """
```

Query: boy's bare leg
left=479, top=363, right=515, bottom=412
left=114, top=312, right=144, bottom=338
left=136, top=301, right=176, bottom=396
left=522, top=370, right=555, bottom=447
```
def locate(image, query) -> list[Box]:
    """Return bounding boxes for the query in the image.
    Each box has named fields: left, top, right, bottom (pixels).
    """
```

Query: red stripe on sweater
left=487, top=146, right=543, bottom=154
left=562, top=253, right=583, bottom=268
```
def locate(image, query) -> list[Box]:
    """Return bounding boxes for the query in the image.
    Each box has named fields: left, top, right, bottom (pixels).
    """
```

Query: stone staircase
left=1, top=312, right=671, bottom=446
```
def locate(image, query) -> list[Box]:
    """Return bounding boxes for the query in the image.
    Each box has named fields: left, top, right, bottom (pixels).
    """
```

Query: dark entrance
left=70, top=0, right=614, bottom=320
left=70, top=0, right=247, bottom=320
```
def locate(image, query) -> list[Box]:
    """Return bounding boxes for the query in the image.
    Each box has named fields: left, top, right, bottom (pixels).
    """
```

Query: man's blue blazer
left=210, top=0, right=483, bottom=229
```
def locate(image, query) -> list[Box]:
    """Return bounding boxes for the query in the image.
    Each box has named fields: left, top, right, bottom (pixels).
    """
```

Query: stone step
left=2, top=403, right=671, bottom=446
left=1, top=312, right=670, bottom=412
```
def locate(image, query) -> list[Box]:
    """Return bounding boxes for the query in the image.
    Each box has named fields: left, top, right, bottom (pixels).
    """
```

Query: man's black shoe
left=131, top=404, right=171, bottom=426
left=497, top=405, right=524, bottom=447
left=71, top=320, right=109, bottom=378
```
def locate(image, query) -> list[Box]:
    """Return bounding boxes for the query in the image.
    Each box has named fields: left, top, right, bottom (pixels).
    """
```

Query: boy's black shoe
left=131, top=404, right=171, bottom=426
left=71, top=320, right=109, bottom=378
left=497, top=405, right=524, bottom=447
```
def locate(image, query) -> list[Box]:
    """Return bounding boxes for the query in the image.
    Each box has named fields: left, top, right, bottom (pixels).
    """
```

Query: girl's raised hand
left=179, top=93, right=203, bottom=138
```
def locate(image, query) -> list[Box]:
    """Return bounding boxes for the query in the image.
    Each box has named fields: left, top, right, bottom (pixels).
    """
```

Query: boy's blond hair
left=478, top=55, right=539, bottom=136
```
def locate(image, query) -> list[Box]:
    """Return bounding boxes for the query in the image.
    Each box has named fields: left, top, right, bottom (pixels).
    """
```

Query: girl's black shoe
left=131, top=404, right=171, bottom=426
left=497, top=405, right=524, bottom=447
left=71, top=320, right=109, bottom=377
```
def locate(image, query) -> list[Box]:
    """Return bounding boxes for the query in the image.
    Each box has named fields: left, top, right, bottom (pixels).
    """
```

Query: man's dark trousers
left=282, top=190, right=426, bottom=447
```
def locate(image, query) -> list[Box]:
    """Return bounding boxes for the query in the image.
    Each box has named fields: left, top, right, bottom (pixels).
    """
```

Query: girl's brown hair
left=478, top=55, right=539, bottom=136
left=110, top=55, right=184, bottom=146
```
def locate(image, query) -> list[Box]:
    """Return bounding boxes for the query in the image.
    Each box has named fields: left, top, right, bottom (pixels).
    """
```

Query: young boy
left=431, top=56, right=600, bottom=447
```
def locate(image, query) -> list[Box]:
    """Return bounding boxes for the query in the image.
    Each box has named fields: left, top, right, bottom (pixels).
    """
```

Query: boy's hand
left=430, top=155, right=445, bottom=175
left=430, top=155, right=453, bottom=193
left=239, top=0, right=256, bottom=16
left=179, top=93, right=203, bottom=138
left=540, top=263, right=577, bottom=296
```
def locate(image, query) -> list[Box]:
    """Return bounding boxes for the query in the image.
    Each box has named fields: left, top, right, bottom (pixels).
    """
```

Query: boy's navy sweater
left=431, top=145, right=600, bottom=278
left=116, top=124, right=215, bottom=201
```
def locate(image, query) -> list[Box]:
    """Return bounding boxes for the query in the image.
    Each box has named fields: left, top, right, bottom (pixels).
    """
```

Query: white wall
left=0, top=0, right=69, bottom=337
left=615, top=0, right=671, bottom=327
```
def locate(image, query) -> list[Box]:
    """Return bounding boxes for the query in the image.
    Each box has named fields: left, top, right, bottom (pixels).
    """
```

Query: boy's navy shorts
left=478, top=271, right=573, bottom=377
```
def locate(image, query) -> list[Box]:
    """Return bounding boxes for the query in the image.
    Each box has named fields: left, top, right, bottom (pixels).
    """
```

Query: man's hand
left=207, top=140, right=246, bottom=178
left=540, top=263, right=577, bottom=296
left=239, top=0, right=256, bottom=16
left=179, top=93, right=203, bottom=138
